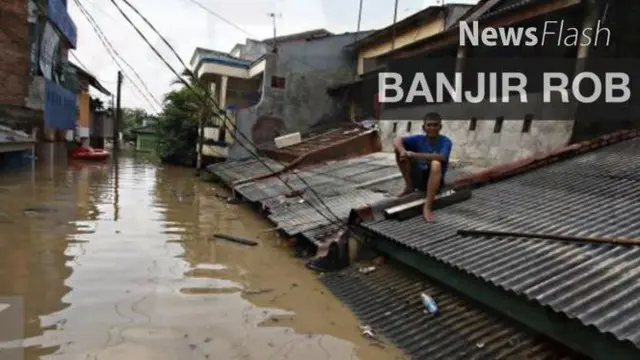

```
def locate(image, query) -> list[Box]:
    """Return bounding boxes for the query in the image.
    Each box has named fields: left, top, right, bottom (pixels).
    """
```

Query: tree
left=171, top=69, right=215, bottom=170
left=155, top=86, right=200, bottom=166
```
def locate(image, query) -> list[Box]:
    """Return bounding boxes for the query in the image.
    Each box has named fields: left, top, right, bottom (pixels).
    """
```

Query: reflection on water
left=0, top=154, right=402, bottom=359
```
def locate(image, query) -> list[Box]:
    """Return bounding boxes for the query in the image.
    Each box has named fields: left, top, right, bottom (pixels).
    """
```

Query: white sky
left=68, top=0, right=477, bottom=114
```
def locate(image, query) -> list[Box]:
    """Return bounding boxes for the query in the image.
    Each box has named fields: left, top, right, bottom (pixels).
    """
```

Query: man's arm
left=392, top=136, right=407, bottom=153
left=407, top=138, right=452, bottom=162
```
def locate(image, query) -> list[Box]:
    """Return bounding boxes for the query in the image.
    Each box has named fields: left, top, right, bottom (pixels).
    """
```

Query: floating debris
left=211, top=233, right=259, bottom=247
left=420, top=293, right=439, bottom=314
left=358, top=266, right=376, bottom=274
left=23, top=206, right=56, bottom=215
left=360, top=325, right=375, bottom=339
left=242, top=288, right=273, bottom=295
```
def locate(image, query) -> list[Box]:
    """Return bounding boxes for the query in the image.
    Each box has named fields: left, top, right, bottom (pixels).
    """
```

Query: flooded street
left=0, top=154, right=403, bottom=360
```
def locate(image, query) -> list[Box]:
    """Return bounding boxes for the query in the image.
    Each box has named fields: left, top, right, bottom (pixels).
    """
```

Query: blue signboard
left=45, top=80, right=77, bottom=130
left=47, top=0, right=77, bottom=48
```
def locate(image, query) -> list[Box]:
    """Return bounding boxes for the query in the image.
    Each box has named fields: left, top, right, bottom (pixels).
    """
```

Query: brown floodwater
left=0, top=152, right=404, bottom=360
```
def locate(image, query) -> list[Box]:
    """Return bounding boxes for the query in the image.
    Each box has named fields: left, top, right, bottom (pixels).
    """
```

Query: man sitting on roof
left=393, top=112, right=452, bottom=222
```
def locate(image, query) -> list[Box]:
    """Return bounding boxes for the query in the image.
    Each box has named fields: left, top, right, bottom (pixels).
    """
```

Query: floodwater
left=0, top=153, right=404, bottom=360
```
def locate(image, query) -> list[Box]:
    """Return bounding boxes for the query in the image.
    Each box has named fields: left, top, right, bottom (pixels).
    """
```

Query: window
left=494, top=116, right=504, bottom=133
left=406, top=121, right=412, bottom=133
left=469, top=117, right=477, bottom=131
left=522, top=114, right=533, bottom=133
left=270, top=76, right=285, bottom=89
left=392, top=122, right=398, bottom=133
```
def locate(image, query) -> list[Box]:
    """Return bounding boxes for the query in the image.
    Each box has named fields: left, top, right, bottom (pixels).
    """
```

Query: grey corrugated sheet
left=236, top=172, right=354, bottom=202
left=478, top=0, right=542, bottom=20
left=361, top=138, right=640, bottom=347
left=207, top=157, right=284, bottom=185
left=321, top=265, right=579, bottom=360
left=268, top=189, right=389, bottom=236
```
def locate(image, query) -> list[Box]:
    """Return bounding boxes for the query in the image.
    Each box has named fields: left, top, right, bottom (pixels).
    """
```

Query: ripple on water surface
left=0, top=156, right=402, bottom=360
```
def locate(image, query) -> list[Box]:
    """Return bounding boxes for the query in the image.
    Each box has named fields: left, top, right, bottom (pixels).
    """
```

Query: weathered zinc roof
left=322, top=263, right=579, bottom=359
left=209, top=150, right=478, bottom=242
left=360, top=136, right=640, bottom=347
left=207, top=157, right=284, bottom=186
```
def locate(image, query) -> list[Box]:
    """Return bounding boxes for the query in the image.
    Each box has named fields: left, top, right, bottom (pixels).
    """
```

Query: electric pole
left=114, top=71, right=123, bottom=152
left=355, top=0, right=364, bottom=42
left=391, top=0, right=399, bottom=50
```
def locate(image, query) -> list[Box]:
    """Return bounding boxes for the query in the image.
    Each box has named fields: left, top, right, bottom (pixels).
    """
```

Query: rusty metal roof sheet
left=321, top=264, right=580, bottom=360
left=360, top=137, right=640, bottom=347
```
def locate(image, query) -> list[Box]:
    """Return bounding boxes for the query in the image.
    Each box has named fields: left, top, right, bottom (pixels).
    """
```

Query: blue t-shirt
left=402, top=134, right=453, bottom=172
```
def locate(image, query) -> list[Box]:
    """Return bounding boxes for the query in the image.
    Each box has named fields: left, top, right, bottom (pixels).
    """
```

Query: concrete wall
left=375, top=8, right=583, bottom=166
left=379, top=119, right=573, bottom=166
left=236, top=39, right=268, bottom=62
left=229, top=33, right=359, bottom=160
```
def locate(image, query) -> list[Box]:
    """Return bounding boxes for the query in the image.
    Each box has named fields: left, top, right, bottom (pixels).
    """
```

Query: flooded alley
left=0, top=154, right=403, bottom=360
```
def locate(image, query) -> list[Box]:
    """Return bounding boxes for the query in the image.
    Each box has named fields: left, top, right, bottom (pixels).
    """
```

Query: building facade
left=341, top=0, right=637, bottom=167
left=0, top=0, right=78, bottom=141
left=190, top=29, right=369, bottom=162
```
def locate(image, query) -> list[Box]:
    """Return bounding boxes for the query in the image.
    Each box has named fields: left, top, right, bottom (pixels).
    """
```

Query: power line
left=181, top=0, right=254, bottom=38
left=73, top=0, right=162, bottom=112
left=108, top=0, right=347, bottom=228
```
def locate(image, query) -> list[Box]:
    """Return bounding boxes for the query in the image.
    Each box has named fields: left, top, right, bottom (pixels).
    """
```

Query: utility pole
left=391, top=0, right=399, bottom=50
left=355, top=0, right=364, bottom=41
left=114, top=71, right=123, bottom=153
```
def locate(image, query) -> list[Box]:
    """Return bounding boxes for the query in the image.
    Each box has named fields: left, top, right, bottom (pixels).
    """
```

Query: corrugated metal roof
left=0, top=125, right=32, bottom=143
left=207, top=157, right=284, bottom=186
left=360, top=137, right=640, bottom=347
left=268, top=189, right=388, bottom=236
left=321, top=264, right=580, bottom=359
left=478, top=0, right=542, bottom=21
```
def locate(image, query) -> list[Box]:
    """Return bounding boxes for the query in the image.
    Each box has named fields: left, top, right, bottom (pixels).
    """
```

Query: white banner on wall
left=39, top=23, right=60, bottom=81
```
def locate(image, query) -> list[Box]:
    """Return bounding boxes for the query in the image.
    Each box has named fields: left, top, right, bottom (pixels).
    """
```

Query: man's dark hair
left=423, top=112, right=442, bottom=122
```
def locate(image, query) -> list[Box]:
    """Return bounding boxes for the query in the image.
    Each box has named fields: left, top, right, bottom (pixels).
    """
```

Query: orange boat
left=70, top=146, right=110, bottom=161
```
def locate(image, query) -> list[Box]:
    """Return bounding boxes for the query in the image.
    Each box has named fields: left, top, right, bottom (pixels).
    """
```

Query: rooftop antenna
left=267, top=12, right=282, bottom=53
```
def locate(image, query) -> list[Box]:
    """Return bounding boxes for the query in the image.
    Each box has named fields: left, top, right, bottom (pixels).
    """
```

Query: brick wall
left=0, top=0, right=29, bottom=106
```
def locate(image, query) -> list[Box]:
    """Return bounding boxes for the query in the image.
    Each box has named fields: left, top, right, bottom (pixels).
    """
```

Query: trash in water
left=476, top=342, right=485, bottom=349
left=23, top=206, right=56, bottom=215
left=420, top=293, right=439, bottom=314
left=358, top=266, right=376, bottom=274
left=225, top=197, right=242, bottom=204
left=242, top=288, right=273, bottom=295
left=360, top=325, right=375, bottom=339
left=211, top=233, right=259, bottom=246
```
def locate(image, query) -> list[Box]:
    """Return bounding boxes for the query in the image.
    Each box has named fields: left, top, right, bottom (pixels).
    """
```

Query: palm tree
left=170, top=69, right=216, bottom=171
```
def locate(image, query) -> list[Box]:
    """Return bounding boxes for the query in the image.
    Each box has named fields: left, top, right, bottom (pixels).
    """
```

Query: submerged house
left=336, top=0, right=640, bottom=166
left=132, top=122, right=158, bottom=152
left=189, top=28, right=373, bottom=165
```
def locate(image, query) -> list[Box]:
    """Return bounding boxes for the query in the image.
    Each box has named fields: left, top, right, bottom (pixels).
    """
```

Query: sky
left=68, top=0, right=478, bottom=114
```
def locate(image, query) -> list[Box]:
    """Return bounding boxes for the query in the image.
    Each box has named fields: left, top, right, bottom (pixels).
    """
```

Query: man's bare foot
left=423, top=207, right=435, bottom=222
left=397, top=186, right=413, bottom=197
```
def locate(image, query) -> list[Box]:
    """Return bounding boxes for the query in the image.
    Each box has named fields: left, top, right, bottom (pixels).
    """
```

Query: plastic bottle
left=421, top=293, right=438, bottom=314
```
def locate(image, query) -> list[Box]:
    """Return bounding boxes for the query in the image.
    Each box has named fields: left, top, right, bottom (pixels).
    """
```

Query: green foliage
left=154, top=68, right=215, bottom=166
left=155, top=86, right=199, bottom=165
